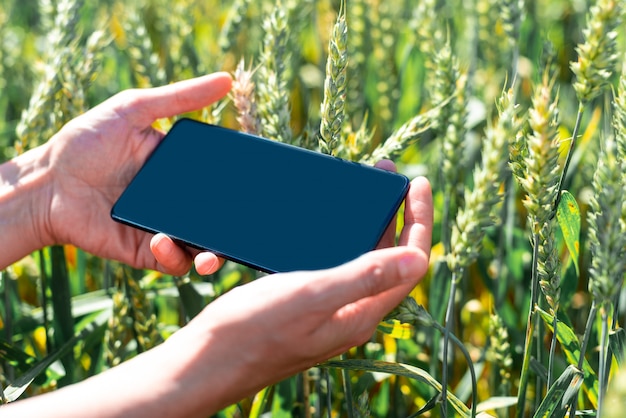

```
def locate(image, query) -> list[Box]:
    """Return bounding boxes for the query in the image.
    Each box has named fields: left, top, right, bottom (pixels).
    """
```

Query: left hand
left=39, top=73, right=232, bottom=275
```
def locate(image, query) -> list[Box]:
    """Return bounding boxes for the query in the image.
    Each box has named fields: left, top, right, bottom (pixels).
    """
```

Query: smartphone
left=111, top=118, right=410, bottom=273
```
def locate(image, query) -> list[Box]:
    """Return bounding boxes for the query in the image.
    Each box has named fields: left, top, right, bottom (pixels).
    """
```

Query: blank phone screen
left=111, top=118, right=410, bottom=273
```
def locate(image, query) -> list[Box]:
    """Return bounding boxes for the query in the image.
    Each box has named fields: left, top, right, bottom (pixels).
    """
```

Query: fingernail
left=195, top=253, right=217, bottom=275
left=153, top=234, right=173, bottom=257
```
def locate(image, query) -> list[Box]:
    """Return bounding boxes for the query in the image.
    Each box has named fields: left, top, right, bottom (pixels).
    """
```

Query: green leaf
left=537, top=307, right=599, bottom=407
left=175, top=276, right=206, bottom=321
left=3, top=319, right=104, bottom=402
left=0, top=339, right=37, bottom=371
left=532, top=365, right=584, bottom=418
left=249, top=386, right=271, bottom=418
left=50, top=245, right=75, bottom=386
left=556, top=191, right=581, bottom=275
left=0, top=340, right=47, bottom=385
left=476, top=396, right=517, bottom=413
left=609, top=327, right=626, bottom=366
left=376, top=319, right=414, bottom=339
left=271, top=378, right=298, bottom=417
left=322, top=358, right=471, bottom=417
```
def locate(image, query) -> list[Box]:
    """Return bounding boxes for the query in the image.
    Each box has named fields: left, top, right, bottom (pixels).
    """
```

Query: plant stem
left=0, top=374, right=6, bottom=404
left=546, top=314, right=557, bottom=388
left=433, top=322, right=477, bottom=418
left=496, top=175, right=516, bottom=310
left=340, top=353, right=354, bottom=418
left=535, top=310, right=544, bottom=412
left=547, top=314, right=558, bottom=388
left=38, top=249, right=52, bottom=355
left=568, top=300, right=598, bottom=418
left=598, top=307, right=609, bottom=418
left=302, top=371, right=311, bottom=418
left=554, top=102, right=584, bottom=211
left=441, top=270, right=460, bottom=417
left=324, top=368, right=332, bottom=418
left=442, top=191, right=452, bottom=255
left=516, top=232, right=540, bottom=418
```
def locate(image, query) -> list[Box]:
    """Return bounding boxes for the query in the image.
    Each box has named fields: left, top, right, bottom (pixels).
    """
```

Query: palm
left=47, top=109, right=162, bottom=268
left=40, top=74, right=232, bottom=270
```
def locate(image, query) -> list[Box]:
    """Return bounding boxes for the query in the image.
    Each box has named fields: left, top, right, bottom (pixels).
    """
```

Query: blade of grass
left=174, top=275, right=206, bottom=322
left=556, top=191, right=581, bottom=276
left=37, top=249, right=52, bottom=355
left=536, top=306, right=599, bottom=407
left=609, top=327, right=626, bottom=366
left=49, top=245, right=74, bottom=387
left=476, top=396, right=517, bottom=414
left=3, top=318, right=104, bottom=402
left=322, top=358, right=471, bottom=417
left=532, top=365, right=583, bottom=418
left=249, top=385, right=271, bottom=418
left=0, top=339, right=45, bottom=385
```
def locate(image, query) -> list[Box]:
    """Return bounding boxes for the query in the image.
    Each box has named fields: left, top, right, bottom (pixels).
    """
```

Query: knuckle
left=359, top=254, right=389, bottom=295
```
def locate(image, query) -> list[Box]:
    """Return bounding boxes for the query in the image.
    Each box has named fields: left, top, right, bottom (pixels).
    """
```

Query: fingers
left=313, top=246, right=429, bottom=314
left=150, top=233, right=193, bottom=276
left=374, top=159, right=396, bottom=172
left=115, top=72, right=233, bottom=127
left=374, top=160, right=398, bottom=249
left=150, top=233, right=225, bottom=276
left=194, top=252, right=225, bottom=275
left=398, top=176, right=433, bottom=257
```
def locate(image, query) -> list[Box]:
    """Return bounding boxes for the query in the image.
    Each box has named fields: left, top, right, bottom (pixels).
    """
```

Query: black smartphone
left=111, top=118, right=410, bottom=273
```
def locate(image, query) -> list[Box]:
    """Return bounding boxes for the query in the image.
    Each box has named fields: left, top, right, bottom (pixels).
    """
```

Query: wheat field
left=2, top=0, right=626, bottom=416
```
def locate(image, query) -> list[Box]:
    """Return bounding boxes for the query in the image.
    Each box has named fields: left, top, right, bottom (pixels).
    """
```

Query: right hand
left=160, top=176, right=433, bottom=415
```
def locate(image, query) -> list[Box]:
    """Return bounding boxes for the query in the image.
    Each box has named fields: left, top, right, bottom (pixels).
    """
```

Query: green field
left=2, top=0, right=626, bottom=416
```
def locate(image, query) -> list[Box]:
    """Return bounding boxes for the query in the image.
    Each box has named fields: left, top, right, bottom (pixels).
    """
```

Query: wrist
left=0, top=144, right=54, bottom=268
left=160, top=323, right=257, bottom=416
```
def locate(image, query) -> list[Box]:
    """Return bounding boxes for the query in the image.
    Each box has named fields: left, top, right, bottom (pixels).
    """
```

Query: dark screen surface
left=111, top=118, right=410, bottom=273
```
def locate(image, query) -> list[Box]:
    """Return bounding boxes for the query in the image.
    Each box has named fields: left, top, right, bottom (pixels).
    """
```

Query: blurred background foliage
left=1, top=0, right=626, bottom=417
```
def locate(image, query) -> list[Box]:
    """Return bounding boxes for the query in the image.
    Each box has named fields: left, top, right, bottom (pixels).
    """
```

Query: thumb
left=113, top=72, right=233, bottom=127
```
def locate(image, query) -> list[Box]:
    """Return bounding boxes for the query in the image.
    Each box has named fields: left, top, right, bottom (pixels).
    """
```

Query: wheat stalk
left=104, top=269, right=133, bottom=368
left=15, top=0, right=107, bottom=154
left=410, top=0, right=443, bottom=58
left=500, top=0, right=524, bottom=47
left=218, top=0, right=252, bottom=55
left=346, top=0, right=369, bottom=123
left=487, top=313, right=513, bottom=395
left=447, top=89, right=519, bottom=274
left=366, top=0, right=399, bottom=134
left=232, top=59, right=260, bottom=135
left=571, top=0, right=623, bottom=104
left=587, top=141, right=626, bottom=308
left=443, top=88, right=516, bottom=416
left=123, top=6, right=166, bottom=88
left=256, top=3, right=292, bottom=143
left=519, top=72, right=562, bottom=314
left=615, top=66, right=626, bottom=161
left=15, top=0, right=84, bottom=152
left=360, top=105, right=440, bottom=165
left=124, top=268, right=163, bottom=352
left=586, top=139, right=626, bottom=415
left=319, top=1, right=348, bottom=155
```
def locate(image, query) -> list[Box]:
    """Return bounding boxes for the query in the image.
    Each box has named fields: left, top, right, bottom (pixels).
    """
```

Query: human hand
left=0, top=175, right=431, bottom=418
left=159, top=176, right=433, bottom=415
left=38, top=73, right=231, bottom=275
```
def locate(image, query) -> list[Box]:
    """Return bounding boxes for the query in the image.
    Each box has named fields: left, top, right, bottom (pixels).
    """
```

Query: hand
left=160, top=175, right=433, bottom=415
left=40, top=73, right=232, bottom=275
left=0, top=176, right=432, bottom=418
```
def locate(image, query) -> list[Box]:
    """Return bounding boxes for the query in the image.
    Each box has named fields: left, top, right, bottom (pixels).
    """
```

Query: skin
left=0, top=73, right=433, bottom=417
